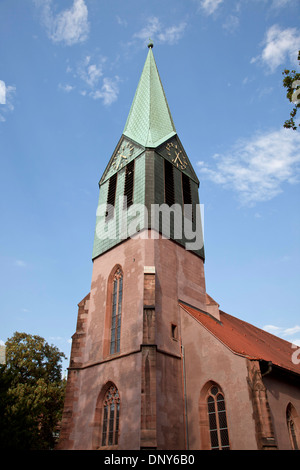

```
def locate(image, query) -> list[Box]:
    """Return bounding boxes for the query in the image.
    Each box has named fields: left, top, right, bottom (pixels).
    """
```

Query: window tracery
left=101, top=385, right=120, bottom=447
left=206, top=384, right=230, bottom=450
left=110, top=268, right=123, bottom=354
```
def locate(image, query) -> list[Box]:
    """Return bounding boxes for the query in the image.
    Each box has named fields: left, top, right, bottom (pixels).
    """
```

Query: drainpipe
left=261, top=361, right=273, bottom=377
left=181, top=342, right=189, bottom=450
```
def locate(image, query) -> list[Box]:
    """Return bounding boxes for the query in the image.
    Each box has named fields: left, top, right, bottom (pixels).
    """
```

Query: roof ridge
left=180, top=302, right=300, bottom=376
left=219, top=309, right=297, bottom=349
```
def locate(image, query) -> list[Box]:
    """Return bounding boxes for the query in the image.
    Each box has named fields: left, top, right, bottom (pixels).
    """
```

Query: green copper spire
left=123, top=45, right=177, bottom=148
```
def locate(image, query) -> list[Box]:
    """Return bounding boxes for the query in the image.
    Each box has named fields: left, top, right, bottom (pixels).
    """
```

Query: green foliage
left=0, top=332, right=67, bottom=450
left=282, top=50, right=300, bottom=130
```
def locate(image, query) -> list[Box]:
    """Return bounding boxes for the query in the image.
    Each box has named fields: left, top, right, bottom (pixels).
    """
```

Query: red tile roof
left=179, top=302, right=300, bottom=376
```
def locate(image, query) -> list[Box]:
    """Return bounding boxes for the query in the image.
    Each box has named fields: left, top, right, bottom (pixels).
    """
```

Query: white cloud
left=197, top=128, right=300, bottom=205
left=61, top=54, right=119, bottom=106
left=198, top=0, right=223, bottom=15
left=116, top=15, right=127, bottom=27
left=283, top=326, right=300, bottom=336
left=133, top=17, right=187, bottom=46
left=5, top=85, right=16, bottom=110
left=58, top=83, right=75, bottom=92
left=36, top=0, right=89, bottom=46
left=271, top=0, right=294, bottom=8
left=263, top=324, right=282, bottom=333
left=251, top=24, right=300, bottom=73
left=158, top=22, right=187, bottom=45
left=76, top=55, right=119, bottom=105
left=263, top=324, right=300, bottom=345
left=133, top=17, right=160, bottom=43
left=78, top=55, right=104, bottom=87
left=90, top=77, right=120, bottom=106
left=0, top=81, right=16, bottom=122
left=0, top=80, right=6, bottom=104
left=222, top=15, right=239, bottom=34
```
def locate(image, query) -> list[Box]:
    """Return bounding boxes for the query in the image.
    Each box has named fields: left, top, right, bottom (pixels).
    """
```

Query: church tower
left=57, top=43, right=300, bottom=452
left=57, top=43, right=218, bottom=451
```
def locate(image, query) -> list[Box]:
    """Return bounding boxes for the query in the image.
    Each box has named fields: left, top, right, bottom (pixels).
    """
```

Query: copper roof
left=123, top=46, right=177, bottom=148
left=179, top=301, right=300, bottom=376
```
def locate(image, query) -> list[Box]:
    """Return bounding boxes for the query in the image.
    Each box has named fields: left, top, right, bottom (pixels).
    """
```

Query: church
left=57, top=43, right=300, bottom=451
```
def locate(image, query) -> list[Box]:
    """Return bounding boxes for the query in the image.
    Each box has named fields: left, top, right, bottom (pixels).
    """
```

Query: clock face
left=165, top=141, right=188, bottom=170
left=112, top=142, right=134, bottom=170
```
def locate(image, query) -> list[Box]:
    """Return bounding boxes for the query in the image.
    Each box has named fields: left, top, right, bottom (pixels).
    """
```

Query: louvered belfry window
left=182, top=172, right=193, bottom=221
left=110, top=268, right=123, bottom=354
left=164, top=159, right=175, bottom=206
left=101, top=385, right=120, bottom=447
left=207, top=385, right=230, bottom=450
left=106, top=173, right=117, bottom=221
left=123, top=160, right=134, bottom=209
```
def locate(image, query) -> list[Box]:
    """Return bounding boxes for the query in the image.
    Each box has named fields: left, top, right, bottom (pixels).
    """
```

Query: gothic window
left=164, top=159, right=175, bottom=206
left=287, top=403, right=299, bottom=450
left=207, top=384, right=230, bottom=450
left=110, top=268, right=123, bottom=354
left=101, top=385, right=120, bottom=447
left=123, top=160, right=134, bottom=209
left=106, top=173, right=117, bottom=221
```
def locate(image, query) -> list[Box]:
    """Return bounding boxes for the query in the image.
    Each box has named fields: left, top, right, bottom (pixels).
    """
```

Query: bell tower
left=92, top=42, right=204, bottom=261
left=58, top=44, right=216, bottom=451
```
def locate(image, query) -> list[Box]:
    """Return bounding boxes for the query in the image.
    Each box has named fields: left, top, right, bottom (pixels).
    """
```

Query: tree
left=282, top=50, right=300, bottom=130
left=0, top=332, right=67, bottom=450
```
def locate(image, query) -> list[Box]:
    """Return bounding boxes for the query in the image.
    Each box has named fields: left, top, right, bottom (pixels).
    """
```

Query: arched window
left=101, top=384, right=120, bottom=447
left=110, top=268, right=123, bottom=354
left=287, top=403, right=299, bottom=450
left=207, top=384, right=230, bottom=450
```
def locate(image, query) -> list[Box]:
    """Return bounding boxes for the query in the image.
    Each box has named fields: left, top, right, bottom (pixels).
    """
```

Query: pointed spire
left=123, top=45, right=176, bottom=148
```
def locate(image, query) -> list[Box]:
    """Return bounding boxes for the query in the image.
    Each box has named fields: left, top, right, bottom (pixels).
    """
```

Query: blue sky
left=1, top=0, right=300, bottom=372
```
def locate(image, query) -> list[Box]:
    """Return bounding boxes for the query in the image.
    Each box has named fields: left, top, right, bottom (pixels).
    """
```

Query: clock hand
left=173, top=152, right=183, bottom=165
left=115, top=154, right=128, bottom=170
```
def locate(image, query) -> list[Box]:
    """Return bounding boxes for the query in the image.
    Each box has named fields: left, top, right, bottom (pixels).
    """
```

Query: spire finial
left=148, top=38, right=154, bottom=49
